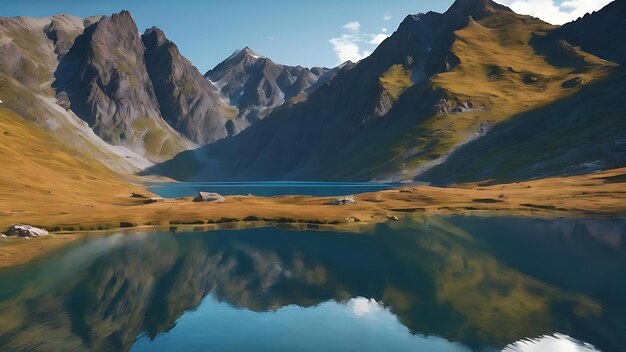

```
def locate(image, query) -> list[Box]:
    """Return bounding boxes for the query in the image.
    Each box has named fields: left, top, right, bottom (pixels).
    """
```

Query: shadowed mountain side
left=142, top=27, right=239, bottom=145
left=419, top=68, right=626, bottom=185
left=550, top=0, right=626, bottom=65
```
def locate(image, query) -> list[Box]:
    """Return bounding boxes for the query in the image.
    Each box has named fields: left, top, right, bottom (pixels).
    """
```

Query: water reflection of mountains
left=0, top=217, right=624, bottom=352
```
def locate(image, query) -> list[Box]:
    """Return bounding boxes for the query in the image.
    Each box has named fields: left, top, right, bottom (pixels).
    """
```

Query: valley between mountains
left=1, top=0, right=626, bottom=267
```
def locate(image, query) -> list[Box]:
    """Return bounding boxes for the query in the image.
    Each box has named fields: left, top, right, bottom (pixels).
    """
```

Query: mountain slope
left=0, top=108, right=145, bottom=215
left=0, top=14, right=156, bottom=173
left=142, top=27, right=239, bottom=145
left=420, top=67, right=626, bottom=184
left=550, top=0, right=626, bottom=65
left=205, top=47, right=331, bottom=122
left=148, top=0, right=616, bottom=182
left=53, top=11, right=193, bottom=161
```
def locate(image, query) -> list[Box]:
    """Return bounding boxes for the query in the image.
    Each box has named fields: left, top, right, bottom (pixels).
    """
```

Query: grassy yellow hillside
left=0, top=108, right=146, bottom=215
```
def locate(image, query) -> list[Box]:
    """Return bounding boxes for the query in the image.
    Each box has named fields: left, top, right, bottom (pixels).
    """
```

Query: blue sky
left=0, top=0, right=612, bottom=71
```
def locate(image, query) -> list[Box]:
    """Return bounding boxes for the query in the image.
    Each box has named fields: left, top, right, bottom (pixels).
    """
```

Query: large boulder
left=324, top=195, right=357, bottom=206
left=193, top=192, right=226, bottom=203
left=5, top=224, right=49, bottom=238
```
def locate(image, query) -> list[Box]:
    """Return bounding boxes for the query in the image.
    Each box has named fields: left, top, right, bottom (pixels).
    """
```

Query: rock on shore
left=4, top=224, right=49, bottom=238
left=193, top=192, right=226, bottom=203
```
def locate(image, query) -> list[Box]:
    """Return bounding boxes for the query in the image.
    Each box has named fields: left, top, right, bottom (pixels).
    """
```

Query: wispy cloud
left=329, top=21, right=390, bottom=63
left=500, top=0, right=611, bottom=25
left=383, top=13, right=392, bottom=21
left=342, top=21, right=361, bottom=32
left=369, top=33, right=390, bottom=45
left=266, top=36, right=276, bottom=40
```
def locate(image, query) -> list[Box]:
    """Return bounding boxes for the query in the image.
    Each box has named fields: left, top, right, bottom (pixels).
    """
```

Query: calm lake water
left=148, top=181, right=400, bottom=198
left=1, top=216, right=625, bottom=351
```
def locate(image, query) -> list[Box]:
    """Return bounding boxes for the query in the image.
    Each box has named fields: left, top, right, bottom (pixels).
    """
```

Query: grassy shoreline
left=2, top=166, right=626, bottom=269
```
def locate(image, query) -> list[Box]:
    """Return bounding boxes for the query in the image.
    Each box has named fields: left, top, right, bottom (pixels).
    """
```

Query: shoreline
left=1, top=167, right=626, bottom=269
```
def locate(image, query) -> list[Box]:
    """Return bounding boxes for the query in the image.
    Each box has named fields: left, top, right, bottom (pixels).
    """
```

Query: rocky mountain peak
left=205, top=47, right=330, bottom=121
left=53, top=10, right=192, bottom=160
left=445, top=0, right=512, bottom=21
left=241, top=46, right=264, bottom=58
left=143, top=26, right=168, bottom=47
left=110, top=10, right=134, bottom=24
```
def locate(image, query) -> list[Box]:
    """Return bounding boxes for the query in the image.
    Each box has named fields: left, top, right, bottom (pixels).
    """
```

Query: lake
left=147, top=181, right=401, bottom=198
left=1, top=216, right=625, bottom=351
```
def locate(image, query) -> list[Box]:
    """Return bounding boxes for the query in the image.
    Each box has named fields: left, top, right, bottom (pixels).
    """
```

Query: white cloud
left=369, top=33, right=390, bottom=45
left=499, top=0, right=611, bottom=25
left=384, top=13, right=393, bottom=21
left=329, top=21, right=390, bottom=63
left=503, top=333, right=600, bottom=352
left=342, top=21, right=361, bottom=32
left=329, top=34, right=366, bottom=62
left=382, top=28, right=388, bottom=33
left=348, top=297, right=387, bottom=317
left=266, top=36, right=276, bottom=40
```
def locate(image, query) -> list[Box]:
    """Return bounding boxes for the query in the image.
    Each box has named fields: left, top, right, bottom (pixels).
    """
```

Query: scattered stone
left=0, top=233, right=7, bottom=238
left=4, top=224, right=49, bottom=238
left=387, top=215, right=400, bottom=221
left=324, top=195, right=357, bottom=206
left=193, top=192, right=226, bottom=203
left=346, top=216, right=361, bottom=223
left=131, top=193, right=149, bottom=199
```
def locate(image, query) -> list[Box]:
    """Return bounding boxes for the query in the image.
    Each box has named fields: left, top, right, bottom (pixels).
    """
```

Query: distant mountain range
left=0, top=11, right=340, bottom=170
left=148, top=0, right=626, bottom=183
left=1, top=0, right=625, bottom=183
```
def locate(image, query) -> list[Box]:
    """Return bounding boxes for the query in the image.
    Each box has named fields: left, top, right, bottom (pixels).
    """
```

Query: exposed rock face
left=43, top=14, right=98, bottom=59
left=205, top=47, right=330, bottom=121
left=142, top=27, right=240, bottom=144
left=53, top=11, right=192, bottom=160
left=0, top=14, right=160, bottom=173
left=193, top=192, right=226, bottom=203
left=5, top=224, right=49, bottom=238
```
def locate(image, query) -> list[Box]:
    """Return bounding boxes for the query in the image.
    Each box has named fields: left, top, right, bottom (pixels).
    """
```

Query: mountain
left=550, top=0, right=626, bottom=65
left=205, top=47, right=332, bottom=122
left=415, top=0, right=626, bottom=184
left=53, top=11, right=194, bottom=161
left=142, top=27, right=239, bottom=145
left=149, top=0, right=621, bottom=182
left=0, top=13, right=157, bottom=172
left=0, top=10, right=344, bottom=175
